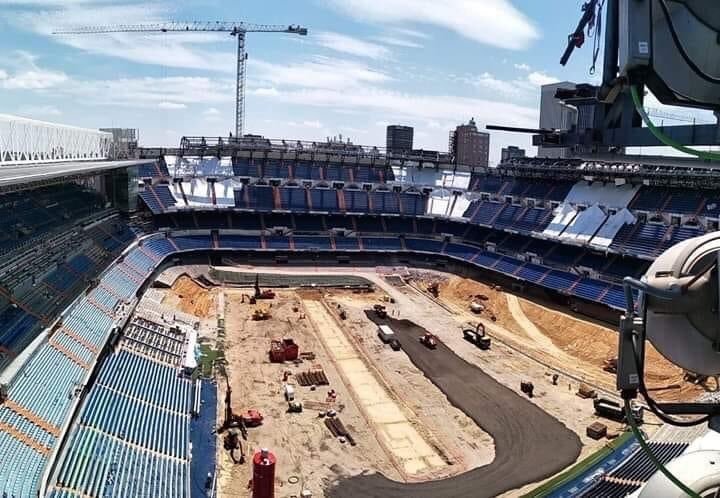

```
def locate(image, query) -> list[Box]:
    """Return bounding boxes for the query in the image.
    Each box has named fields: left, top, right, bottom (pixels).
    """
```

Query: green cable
left=624, top=399, right=702, bottom=497
left=629, top=85, right=720, bottom=161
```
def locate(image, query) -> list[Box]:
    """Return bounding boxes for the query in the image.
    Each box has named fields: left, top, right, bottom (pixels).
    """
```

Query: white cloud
left=17, top=104, right=62, bottom=117
left=514, top=63, right=531, bottom=71
left=254, top=86, right=537, bottom=130
left=326, top=0, right=539, bottom=50
left=390, top=27, right=430, bottom=39
left=373, top=36, right=422, bottom=48
left=203, top=107, right=220, bottom=116
left=157, top=102, right=187, bottom=110
left=316, top=32, right=391, bottom=59
left=250, top=57, right=390, bottom=91
left=54, top=76, right=234, bottom=109
left=0, top=52, right=68, bottom=89
left=464, top=69, right=560, bottom=99
left=527, top=71, right=559, bottom=86
left=250, top=87, right=280, bottom=97
left=16, top=3, right=236, bottom=72
left=302, top=120, right=323, bottom=129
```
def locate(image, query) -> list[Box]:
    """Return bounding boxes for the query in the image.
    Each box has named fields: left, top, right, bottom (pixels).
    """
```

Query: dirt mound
left=165, top=275, right=215, bottom=318
left=519, top=299, right=701, bottom=402
left=434, top=276, right=526, bottom=337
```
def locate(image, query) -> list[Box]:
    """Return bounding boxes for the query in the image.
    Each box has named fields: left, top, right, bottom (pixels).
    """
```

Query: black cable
left=629, top=316, right=711, bottom=427
left=658, top=0, right=720, bottom=85
left=589, top=0, right=605, bottom=75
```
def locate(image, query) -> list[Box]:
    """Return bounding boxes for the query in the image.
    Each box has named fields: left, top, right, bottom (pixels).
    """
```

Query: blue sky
left=0, top=0, right=675, bottom=163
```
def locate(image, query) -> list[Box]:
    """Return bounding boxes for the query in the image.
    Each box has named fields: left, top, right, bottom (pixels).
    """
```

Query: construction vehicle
left=377, top=325, right=395, bottom=344
left=218, top=375, right=249, bottom=438
left=373, top=304, right=388, bottom=319
left=288, top=401, right=303, bottom=413
left=470, top=301, right=484, bottom=314
left=223, top=429, right=245, bottom=464
left=427, top=281, right=439, bottom=298
left=602, top=357, right=618, bottom=374
left=594, top=397, right=644, bottom=424
left=684, top=371, right=710, bottom=385
left=253, top=274, right=275, bottom=300
left=462, top=323, right=491, bottom=350
left=520, top=380, right=535, bottom=398
left=241, top=409, right=263, bottom=427
left=388, top=338, right=401, bottom=351
left=269, top=338, right=300, bottom=363
left=252, top=307, right=271, bottom=321
left=419, top=332, right=438, bottom=349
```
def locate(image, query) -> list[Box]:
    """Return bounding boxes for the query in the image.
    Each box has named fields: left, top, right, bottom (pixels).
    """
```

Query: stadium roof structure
left=0, top=159, right=153, bottom=193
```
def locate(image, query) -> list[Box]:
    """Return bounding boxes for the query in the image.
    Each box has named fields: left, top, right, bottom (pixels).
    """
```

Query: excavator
left=218, top=371, right=263, bottom=464
left=253, top=274, right=275, bottom=300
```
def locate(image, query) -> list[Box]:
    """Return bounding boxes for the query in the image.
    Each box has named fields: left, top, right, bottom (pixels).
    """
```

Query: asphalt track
left=325, top=313, right=582, bottom=498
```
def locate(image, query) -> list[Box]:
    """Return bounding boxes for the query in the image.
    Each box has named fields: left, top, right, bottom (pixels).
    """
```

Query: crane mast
left=53, top=22, right=309, bottom=137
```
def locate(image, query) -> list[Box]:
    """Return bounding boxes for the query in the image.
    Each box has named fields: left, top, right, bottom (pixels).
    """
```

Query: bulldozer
left=462, top=322, right=491, bottom=350
left=252, top=307, right=271, bottom=321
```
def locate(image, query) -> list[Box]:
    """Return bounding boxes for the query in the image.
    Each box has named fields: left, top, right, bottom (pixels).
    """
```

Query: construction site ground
left=216, top=285, right=499, bottom=498
left=194, top=265, right=658, bottom=498
left=423, top=273, right=701, bottom=401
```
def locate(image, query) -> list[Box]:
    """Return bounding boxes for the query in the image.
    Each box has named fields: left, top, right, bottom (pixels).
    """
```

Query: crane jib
left=51, top=21, right=309, bottom=137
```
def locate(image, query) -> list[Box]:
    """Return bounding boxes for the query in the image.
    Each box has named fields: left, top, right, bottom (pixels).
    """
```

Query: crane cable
left=630, top=86, right=720, bottom=161
left=625, top=399, right=702, bottom=498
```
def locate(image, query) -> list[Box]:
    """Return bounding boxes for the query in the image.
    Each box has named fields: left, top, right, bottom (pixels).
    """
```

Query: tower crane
left=53, top=22, right=308, bottom=137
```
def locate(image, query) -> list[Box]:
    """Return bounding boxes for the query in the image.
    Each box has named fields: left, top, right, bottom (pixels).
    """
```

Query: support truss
left=0, top=114, right=112, bottom=166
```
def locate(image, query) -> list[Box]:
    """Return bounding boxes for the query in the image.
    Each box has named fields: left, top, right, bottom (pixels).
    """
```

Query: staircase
left=50, top=340, right=90, bottom=370
left=210, top=181, right=217, bottom=206
left=337, top=190, right=347, bottom=212
left=177, top=182, right=189, bottom=206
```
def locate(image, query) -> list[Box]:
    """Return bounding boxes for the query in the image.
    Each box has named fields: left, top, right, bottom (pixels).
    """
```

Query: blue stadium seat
left=309, top=188, right=340, bottom=212
left=361, top=237, right=403, bottom=250
left=246, top=186, right=275, bottom=211
left=219, top=235, right=262, bottom=249
left=293, top=236, right=332, bottom=250
left=266, top=236, right=290, bottom=249
left=404, top=238, right=444, bottom=253
left=471, top=201, right=505, bottom=226
left=344, top=189, right=369, bottom=212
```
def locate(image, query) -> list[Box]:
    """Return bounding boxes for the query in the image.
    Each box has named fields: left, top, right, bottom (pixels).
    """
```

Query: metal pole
left=235, top=32, right=247, bottom=138
left=602, top=0, right=619, bottom=87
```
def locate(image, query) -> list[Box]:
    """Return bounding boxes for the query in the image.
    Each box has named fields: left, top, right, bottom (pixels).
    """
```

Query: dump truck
left=419, top=332, right=437, bottom=349
left=462, top=323, right=490, bottom=350
left=377, top=325, right=395, bottom=344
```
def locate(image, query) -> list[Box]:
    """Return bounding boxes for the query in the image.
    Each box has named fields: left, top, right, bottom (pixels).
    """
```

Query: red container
left=252, top=448, right=276, bottom=498
left=281, top=338, right=299, bottom=361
